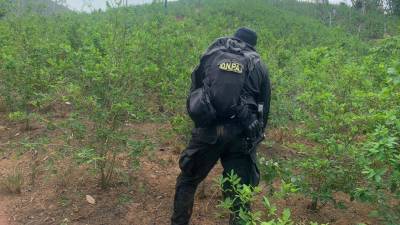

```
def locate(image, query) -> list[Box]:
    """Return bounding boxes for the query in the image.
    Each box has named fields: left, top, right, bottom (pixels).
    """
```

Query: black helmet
left=234, top=27, right=257, bottom=47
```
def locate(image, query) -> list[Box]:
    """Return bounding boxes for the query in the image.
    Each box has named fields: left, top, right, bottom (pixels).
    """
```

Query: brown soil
left=0, top=196, right=11, bottom=225
left=0, top=112, right=381, bottom=225
left=0, top=154, right=14, bottom=225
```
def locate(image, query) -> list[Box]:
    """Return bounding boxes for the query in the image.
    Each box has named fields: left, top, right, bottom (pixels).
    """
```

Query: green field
left=0, top=0, right=399, bottom=224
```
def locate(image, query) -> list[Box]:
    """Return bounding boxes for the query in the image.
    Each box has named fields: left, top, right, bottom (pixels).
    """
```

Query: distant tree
left=0, top=0, right=11, bottom=18
left=351, top=0, right=364, bottom=9
left=351, top=0, right=385, bottom=14
left=391, top=0, right=400, bottom=15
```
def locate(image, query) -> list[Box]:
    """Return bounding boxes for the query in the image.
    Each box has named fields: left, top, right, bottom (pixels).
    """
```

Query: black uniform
left=171, top=37, right=271, bottom=225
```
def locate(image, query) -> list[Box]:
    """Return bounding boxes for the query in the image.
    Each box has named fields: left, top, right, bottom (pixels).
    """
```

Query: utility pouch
left=179, top=149, right=197, bottom=175
left=187, top=86, right=217, bottom=127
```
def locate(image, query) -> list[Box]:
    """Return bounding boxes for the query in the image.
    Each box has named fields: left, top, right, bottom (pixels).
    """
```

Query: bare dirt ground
left=0, top=110, right=381, bottom=225
left=0, top=154, right=14, bottom=225
left=0, top=196, right=11, bottom=225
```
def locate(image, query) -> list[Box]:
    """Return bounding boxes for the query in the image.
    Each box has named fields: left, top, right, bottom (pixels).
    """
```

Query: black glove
left=233, top=103, right=261, bottom=139
left=244, top=114, right=261, bottom=139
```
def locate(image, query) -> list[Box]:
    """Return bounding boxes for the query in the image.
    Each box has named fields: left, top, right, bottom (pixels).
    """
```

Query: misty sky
left=64, top=0, right=351, bottom=11
left=65, top=0, right=170, bottom=11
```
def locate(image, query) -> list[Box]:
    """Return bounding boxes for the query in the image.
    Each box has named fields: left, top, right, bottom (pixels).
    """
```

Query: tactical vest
left=187, top=38, right=260, bottom=127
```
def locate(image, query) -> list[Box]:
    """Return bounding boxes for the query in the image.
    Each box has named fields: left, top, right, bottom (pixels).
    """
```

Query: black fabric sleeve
left=245, top=61, right=271, bottom=130
left=258, top=62, right=271, bottom=130
left=189, top=61, right=206, bottom=92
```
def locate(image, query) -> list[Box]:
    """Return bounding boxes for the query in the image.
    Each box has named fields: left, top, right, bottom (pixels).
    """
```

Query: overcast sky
left=64, top=0, right=351, bottom=11
left=65, top=0, right=168, bottom=11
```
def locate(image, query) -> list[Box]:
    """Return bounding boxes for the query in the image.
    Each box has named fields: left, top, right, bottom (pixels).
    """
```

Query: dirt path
left=0, top=119, right=381, bottom=225
left=0, top=147, right=12, bottom=225
left=0, top=196, right=10, bottom=225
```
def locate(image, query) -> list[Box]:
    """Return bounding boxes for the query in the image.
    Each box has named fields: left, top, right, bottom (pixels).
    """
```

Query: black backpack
left=187, top=38, right=260, bottom=127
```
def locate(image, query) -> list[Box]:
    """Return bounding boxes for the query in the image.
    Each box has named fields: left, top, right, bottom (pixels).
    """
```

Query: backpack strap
left=243, top=51, right=260, bottom=72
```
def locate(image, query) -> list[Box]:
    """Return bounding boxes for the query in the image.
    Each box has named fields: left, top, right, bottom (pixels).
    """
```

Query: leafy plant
left=1, top=168, right=24, bottom=194
left=0, top=0, right=399, bottom=222
left=354, top=123, right=400, bottom=224
left=217, top=171, right=327, bottom=225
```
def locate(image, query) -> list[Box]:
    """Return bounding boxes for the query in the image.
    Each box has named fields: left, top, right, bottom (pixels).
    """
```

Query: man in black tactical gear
left=171, top=27, right=271, bottom=225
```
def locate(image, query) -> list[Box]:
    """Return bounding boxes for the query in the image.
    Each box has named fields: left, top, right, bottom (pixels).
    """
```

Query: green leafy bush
left=0, top=0, right=399, bottom=221
left=217, top=172, right=327, bottom=225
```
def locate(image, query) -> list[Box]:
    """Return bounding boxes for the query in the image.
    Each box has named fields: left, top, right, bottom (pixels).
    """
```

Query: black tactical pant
left=171, top=123, right=260, bottom=225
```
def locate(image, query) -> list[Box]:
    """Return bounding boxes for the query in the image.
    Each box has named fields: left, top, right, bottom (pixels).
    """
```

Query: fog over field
left=65, top=0, right=169, bottom=11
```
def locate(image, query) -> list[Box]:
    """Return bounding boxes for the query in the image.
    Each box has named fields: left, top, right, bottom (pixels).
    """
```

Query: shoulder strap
left=243, top=51, right=260, bottom=72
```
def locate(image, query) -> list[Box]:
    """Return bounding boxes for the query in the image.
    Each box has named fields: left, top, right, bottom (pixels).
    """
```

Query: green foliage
left=354, top=122, right=400, bottom=224
left=0, top=0, right=11, bottom=18
left=276, top=180, right=299, bottom=200
left=266, top=0, right=399, bottom=39
left=7, top=111, right=28, bottom=122
left=259, top=158, right=294, bottom=196
left=171, top=115, right=193, bottom=142
left=269, top=35, right=399, bottom=217
left=1, top=168, right=24, bottom=194
left=0, top=0, right=399, bottom=221
left=217, top=172, right=326, bottom=225
left=73, top=136, right=146, bottom=188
